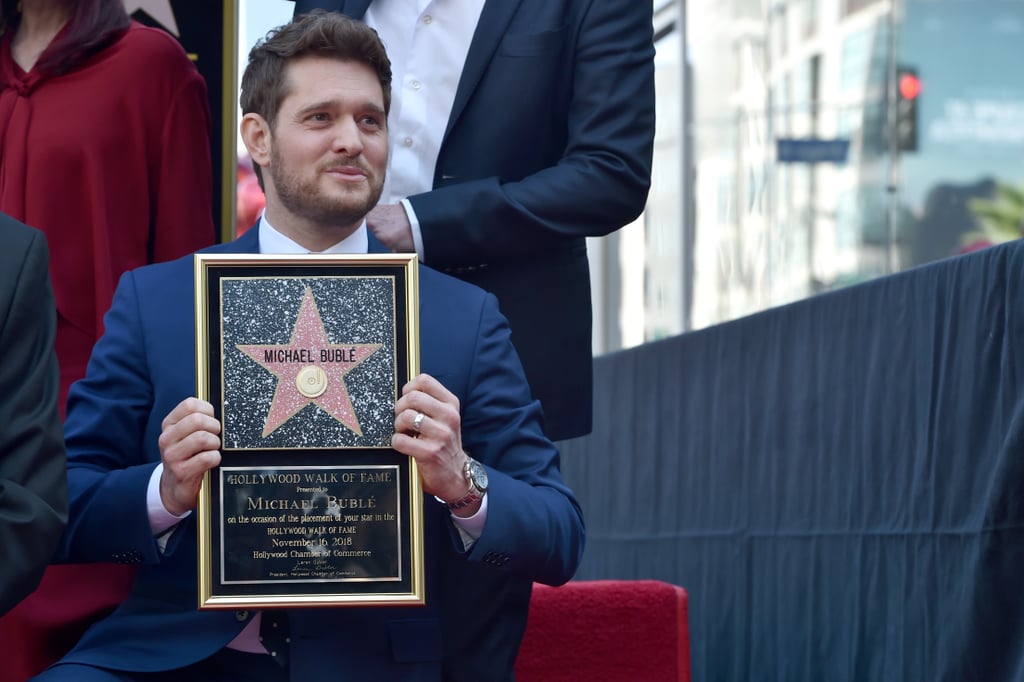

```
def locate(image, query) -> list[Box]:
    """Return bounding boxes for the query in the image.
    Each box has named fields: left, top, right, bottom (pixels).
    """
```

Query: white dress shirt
left=365, top=0, right=486, bottom=258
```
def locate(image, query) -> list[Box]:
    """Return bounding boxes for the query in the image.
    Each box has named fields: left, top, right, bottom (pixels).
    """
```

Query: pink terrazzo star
left=237, top=287, right=381, bottom=437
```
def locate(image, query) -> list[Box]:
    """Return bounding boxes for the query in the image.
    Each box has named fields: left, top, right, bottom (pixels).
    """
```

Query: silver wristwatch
left=436, top=455, right=489, bottom=510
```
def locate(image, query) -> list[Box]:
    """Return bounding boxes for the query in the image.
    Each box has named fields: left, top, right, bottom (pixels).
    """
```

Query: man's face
left=261, top=56, right=388, bottom=238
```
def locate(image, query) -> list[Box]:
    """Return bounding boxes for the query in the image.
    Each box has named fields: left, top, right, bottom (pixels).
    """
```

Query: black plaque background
left=214, top=459, right=410, bottom=597
left=197, top=258, right=419, bottom=605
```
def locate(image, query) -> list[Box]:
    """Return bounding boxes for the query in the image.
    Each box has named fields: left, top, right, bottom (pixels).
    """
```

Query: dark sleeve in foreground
left=0, top=225, right=67, bottom=615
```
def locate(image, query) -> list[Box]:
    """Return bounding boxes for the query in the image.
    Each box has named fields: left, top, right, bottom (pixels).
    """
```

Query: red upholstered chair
left=514, top=580, right=691, bottom=682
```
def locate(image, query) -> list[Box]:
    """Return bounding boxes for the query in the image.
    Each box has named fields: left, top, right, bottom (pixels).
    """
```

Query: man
left=35, top=11, right=583, bottom=681
left=0, top=213, right=66, bottom=617
left=290, top=0, right=656, bottom=441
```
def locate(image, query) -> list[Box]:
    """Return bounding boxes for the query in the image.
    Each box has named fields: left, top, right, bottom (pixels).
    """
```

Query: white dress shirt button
left=423, top=15, right=432, bottom=24
left=403, top=137, right=414, bottom=147
left=410, top=80, right=422, bottom=91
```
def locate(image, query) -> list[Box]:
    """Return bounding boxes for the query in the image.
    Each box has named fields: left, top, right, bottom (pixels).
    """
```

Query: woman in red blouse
left=0, top=0, right=215, bottom=678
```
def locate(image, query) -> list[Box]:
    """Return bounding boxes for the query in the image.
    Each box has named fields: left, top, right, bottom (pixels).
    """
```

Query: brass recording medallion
left=296, top=365, right=329, bottom=398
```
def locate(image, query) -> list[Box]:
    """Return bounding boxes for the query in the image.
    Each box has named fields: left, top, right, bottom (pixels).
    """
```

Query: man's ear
left=241, top=113, right=272, bottom=169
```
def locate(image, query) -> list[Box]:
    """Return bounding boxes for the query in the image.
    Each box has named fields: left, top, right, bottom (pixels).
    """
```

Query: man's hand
left=157, top=398, right=222, bottom=516
left=367, top=203, right=415, bottom=253
left=392, top=374, right=479, bottom=515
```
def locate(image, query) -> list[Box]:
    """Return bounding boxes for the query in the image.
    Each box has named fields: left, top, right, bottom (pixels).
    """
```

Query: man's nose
left=331, top=118, right=364, bottom=156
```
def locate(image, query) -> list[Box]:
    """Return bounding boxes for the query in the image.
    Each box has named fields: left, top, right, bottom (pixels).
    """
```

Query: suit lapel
left=444, top=0, right=523, bottom=141
left=219, top=225, right=260, bottom=253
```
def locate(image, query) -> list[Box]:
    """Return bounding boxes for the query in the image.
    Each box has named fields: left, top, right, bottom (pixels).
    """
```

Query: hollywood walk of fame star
left=237, top=287, right=381, bottom=438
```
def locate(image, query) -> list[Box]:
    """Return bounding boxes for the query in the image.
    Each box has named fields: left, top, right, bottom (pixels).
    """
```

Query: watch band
left=439, top=486, right=483, bottom=511
left=435, top=455, right=487, bottom=510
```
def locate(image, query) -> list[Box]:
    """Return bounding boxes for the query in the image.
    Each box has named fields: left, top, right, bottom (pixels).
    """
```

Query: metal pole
left=676, top=0, right=694, bottom=332
left=884, top=0, right=901, bottom=275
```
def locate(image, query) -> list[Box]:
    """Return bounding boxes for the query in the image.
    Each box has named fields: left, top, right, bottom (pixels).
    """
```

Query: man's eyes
left=302, top=112, right=383, bottom=128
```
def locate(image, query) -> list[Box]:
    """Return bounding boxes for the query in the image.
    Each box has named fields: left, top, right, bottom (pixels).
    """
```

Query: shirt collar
left=257, top=213, right=370, bottom=254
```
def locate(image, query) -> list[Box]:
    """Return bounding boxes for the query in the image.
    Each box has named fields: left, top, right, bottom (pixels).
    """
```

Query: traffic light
left=896, top=66, right=921, bottom=152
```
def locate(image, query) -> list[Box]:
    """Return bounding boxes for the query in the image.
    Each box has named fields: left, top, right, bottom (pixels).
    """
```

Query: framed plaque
left=194, top=254, right=424, bottom=609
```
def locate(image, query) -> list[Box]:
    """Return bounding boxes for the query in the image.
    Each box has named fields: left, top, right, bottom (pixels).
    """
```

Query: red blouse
left=0, top=21, right=215, bottom=411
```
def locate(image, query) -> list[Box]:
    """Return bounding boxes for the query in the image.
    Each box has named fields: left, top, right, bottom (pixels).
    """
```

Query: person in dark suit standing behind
left=34, top=12, right=582, bottom=681
left=290, top=0, right=656, bottom=441
left=0, top=213, right=66, bottom=617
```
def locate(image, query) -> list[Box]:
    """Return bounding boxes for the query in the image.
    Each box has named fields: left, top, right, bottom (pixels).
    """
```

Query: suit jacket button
left=235, top=610, right=249, bottom=622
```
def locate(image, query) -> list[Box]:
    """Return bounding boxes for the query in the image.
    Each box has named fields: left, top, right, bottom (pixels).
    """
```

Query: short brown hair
left=240, top=10, right=392, bottom=130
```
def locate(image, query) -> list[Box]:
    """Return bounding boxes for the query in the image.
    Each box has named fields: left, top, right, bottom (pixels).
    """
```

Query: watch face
left=469, top=459, right=489, bottom=491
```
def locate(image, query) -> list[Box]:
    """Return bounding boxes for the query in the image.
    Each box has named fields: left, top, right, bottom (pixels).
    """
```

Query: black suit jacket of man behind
left=292, top=0, right=656, bottom=441
left=0, top=213, right=66, bottom=616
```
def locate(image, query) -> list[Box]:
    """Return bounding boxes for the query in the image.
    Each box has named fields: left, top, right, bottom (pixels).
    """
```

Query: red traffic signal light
left=895, top=66, right=920, bottom=152
left=899, top=71, right=922, bottom=101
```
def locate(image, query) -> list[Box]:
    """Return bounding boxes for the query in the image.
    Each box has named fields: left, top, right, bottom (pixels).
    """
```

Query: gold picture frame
left=194, top=253, right=424, bottom=609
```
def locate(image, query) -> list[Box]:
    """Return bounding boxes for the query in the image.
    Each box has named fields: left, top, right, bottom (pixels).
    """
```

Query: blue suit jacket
left=291, top=0, right=656, bottom=440
left=53, top=228, right=584, bottom=680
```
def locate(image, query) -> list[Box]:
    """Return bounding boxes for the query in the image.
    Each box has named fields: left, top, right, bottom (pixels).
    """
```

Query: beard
left=268, top=148, right=384, bottom=228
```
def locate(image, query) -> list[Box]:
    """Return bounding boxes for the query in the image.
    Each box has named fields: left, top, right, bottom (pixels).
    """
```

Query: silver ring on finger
left=412, top=411, right=426, bottom=434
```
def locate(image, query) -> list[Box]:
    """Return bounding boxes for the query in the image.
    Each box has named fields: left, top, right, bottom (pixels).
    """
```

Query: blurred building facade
left=591, top=0, right=1024, bottom=354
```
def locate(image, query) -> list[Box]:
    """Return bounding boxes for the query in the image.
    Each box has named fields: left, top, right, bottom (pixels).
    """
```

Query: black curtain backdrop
left=560, top=239, right=1024, bottom=681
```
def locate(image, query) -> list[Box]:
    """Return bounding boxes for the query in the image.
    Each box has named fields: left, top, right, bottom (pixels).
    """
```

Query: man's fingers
left=158, top=411, right=221, bottom=460
left=161, top=397, right=215, bottom=431
left=401, top=373, right=458, bottom=408
left=396, top=374, right=460, bottom=431
left=163, top=430, right=221, bottom=475
left=171, top=447, right=222, bottom=481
